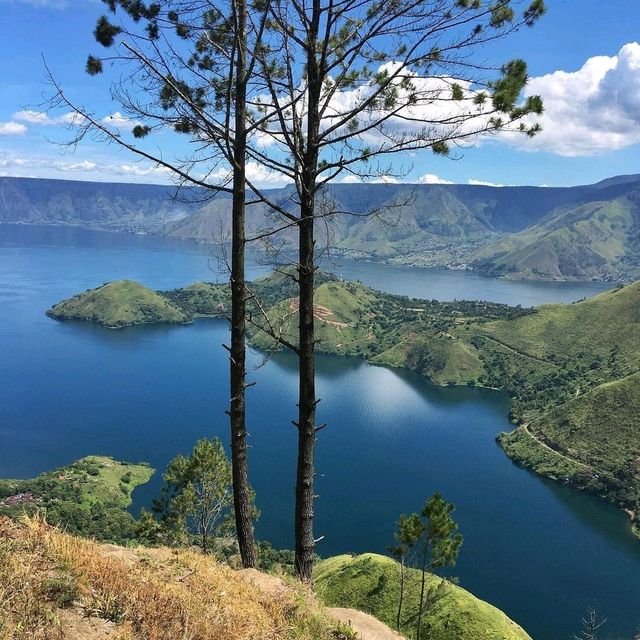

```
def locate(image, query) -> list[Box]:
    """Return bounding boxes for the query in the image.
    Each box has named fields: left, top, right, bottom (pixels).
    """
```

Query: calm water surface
left=1, top=225, right=637, bottom=640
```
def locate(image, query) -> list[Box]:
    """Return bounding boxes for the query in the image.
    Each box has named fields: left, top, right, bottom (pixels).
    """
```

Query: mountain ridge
left=3, top=174, right=640, bottom=280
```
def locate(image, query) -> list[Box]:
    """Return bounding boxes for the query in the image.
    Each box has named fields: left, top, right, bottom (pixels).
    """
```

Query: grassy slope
left=47, top=280, right=190, bottom=328
left=248, top=280, right=381, bottom=356
left=161, top=281, right=230, bottom=317
left=374, top=334, right=485, bottom=385
left=1, top=519, right=531, bottom=640
left=314, top=554, right=531, bottom=640
left=473, top=285, right=640, bottom=519
left=500, top=373, right=640, bottom=510
left=473, top=194, right=639, bottom=280
left=0, top=518, right=333, bottom=640
left=481, top=282, right=640, bottom=368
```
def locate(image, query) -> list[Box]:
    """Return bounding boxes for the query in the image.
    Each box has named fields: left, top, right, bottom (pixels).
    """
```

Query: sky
left=0, top=0, right=639, bottom=187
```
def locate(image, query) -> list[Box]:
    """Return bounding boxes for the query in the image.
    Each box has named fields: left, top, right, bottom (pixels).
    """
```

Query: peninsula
left=46, top=274, right=640, bottom=534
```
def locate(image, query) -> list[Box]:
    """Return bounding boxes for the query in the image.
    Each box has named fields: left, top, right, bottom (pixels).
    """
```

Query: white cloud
left=0, top=152, right=293, bottom=187
left=338, top=174, right=361, bottom=183
left=371, top=175, right=400, bottom=184
left=468, top=179, right=504, bottom=187
left=209, top=161, right=292, bottom=186
left=13, top=110, right=50, bottom=125
left=13, top=110, right=86, bottom=126
left=0, top=122, right=27, bottom=135
left=505, top=42, right=640, bottom=156
left=0, top=152, right=171, bottom=182
left=101, top=112, right=142, bottom=129
left=416, top=173, right=453, bottom=184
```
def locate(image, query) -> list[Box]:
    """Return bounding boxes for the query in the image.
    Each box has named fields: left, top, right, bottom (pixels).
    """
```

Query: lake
left=1, top=224, right=638, bottom=640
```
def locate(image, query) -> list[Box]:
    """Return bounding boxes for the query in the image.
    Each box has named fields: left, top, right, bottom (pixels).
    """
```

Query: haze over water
left=1, top=225, right=638, bottom=640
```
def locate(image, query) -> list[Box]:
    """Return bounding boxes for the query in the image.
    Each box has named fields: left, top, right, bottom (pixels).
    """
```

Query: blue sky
left=1, top=0, right=639, bottom=187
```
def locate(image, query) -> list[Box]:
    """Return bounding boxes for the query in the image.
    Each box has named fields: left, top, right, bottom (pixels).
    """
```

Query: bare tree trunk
left=416, top=543, right=428, bottom=640
left=229, top=0, right=257, bottom=569
left=396, top=557, right=405, bottom=630
left=293, top=0, right=322, bottom=581
left=295, top=197, right=316, bottom=581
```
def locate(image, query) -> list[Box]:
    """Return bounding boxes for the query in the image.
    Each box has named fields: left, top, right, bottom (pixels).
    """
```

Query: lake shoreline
left=0, top=221, right=620, bottom=285
left=5, top=223, right=639, bottom=640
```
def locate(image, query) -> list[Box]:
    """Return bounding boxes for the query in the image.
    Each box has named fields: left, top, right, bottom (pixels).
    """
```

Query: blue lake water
left=1, top=224, right=638, bottom=640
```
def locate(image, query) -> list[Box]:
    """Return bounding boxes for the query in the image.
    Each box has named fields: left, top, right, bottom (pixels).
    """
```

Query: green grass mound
left=47, top=280, right=190, bottom=328
left=314, top=554, right=531, bottom=640
left=374, top=334, right=484, bottom=385
left=161, top=280, right=230, bottom=316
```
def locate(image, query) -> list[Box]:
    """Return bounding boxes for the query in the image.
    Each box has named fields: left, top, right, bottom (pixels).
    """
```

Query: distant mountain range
left=2, top=173, right=640, bottom=281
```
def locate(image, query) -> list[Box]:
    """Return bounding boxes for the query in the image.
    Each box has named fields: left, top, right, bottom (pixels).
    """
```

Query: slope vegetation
left=315, top=554, right=531, bottom=640
left=46, top=280, right=190, bottom=328
left=473, top=186, right=640, bottom=280
left=0, top=519, right=531, bottom=640
left=500, top=373, right=640, bottom=513
left=0, top=518, right=332, bottom=640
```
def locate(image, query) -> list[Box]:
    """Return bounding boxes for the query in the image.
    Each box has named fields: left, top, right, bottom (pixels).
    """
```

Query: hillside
left=500, top=373, right=640, bottom=519
left=0, top=177, right=195, bottom=231
left=0, top=517, right=533, bottom=640
left=315, top=554, right=531, bottom=640
left=0, top=517, right=333, bottom=640
left=0, top=456, right=153, bottom=543
left=46, top=280, right=191, bottom=328
left=473, top=186, right=640, bottom=280
left=5, top=174, right=640, bottom=279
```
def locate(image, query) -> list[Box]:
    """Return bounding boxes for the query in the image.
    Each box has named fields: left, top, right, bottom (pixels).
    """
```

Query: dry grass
left=0, top=516, right=332, bottom=640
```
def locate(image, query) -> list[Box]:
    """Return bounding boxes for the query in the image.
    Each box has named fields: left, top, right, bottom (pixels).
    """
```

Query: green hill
left=0, top=519, right=533, bottom=640
left=0, top=456, right=153, bottom=543
left=160, top=280, right=230, bottom=316
left=468, top=282, right=640, bottom=416
left=500, top=373, right=640, bottom=523
left=46, top=280, right=191, bottom=328
left=314, top=554, right=531, bottom=640
left=473, top=187, right=640, bottom=280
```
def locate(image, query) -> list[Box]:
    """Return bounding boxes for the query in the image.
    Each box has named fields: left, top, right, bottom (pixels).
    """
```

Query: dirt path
left=521, top=424, right=591, bottom=469
left=239, top=570, right=404, bottom=640
left=482, top=335, right=551, bottom=364
left=328, top=608, right=405, bottom=640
